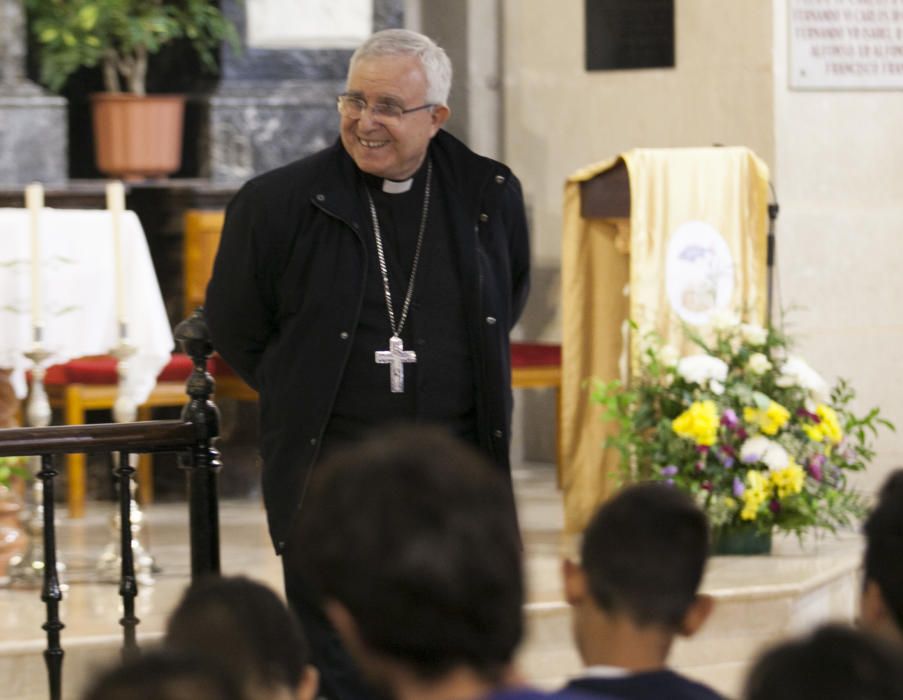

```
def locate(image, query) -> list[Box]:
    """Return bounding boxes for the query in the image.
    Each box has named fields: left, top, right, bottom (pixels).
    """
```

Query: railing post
left=39, top=454, right=64, bottom=700
left=174, top=308, right=221, bottom=578
left=115, top=450, right=140, bottom=658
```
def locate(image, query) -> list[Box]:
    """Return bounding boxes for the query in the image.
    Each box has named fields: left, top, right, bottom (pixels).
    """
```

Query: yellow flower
left=801, top=404, right=843, bottom=444
left=816, top=404, right=843, bottom=444
left=771, top=462, right=805, bottom=499
left=803, top=424, right=825, bottom=442
left=740, top=470, right=771, bottom=521
left=672, top=400, right=719, bottom=446
left=743, top=401, right=791, bottom=436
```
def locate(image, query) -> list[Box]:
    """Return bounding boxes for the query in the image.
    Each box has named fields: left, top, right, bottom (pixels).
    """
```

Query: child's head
left=862, top=470, right=903, bottom=643
left=291, top=426, right=523, bottom=685
left=82, top=649, right=245, bottom=700
left=743, top=624, right=903, bottom=700
left=165, top=575, right=318, bottom=700
left=571, top=483, right=710, bottom=632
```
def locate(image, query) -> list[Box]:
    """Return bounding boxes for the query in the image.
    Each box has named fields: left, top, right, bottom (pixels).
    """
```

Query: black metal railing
left=0, top=309, right=222, bottom=700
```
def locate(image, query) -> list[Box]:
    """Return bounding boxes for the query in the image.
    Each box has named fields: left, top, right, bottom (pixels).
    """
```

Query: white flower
left=740, top=436, right=789, bottom=471
left=741, top=323, right=768, bottom=345
left=776, top=355, right=829, bottom=400
left=710, top=308, right=740, bottom=330
left=659, top=345, right=679, bottom=367
left=677, top=355, right=729, bottom=385
left=709, top=379, right=725, bottom=395
left=747, top=352, right=773, bottom=375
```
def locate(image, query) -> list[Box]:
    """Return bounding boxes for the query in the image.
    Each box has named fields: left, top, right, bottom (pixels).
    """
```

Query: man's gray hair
left=349, top=29, right=452, bottom=106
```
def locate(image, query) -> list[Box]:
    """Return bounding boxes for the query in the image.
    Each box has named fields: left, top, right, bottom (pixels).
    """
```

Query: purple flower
left=721, top=408, right=739, bottom=429
left=796, top=407, right=819, bottom=422
left=737, top=428, right=749, bottom=440
left=661, top=465, right=679, bottom=477
left=808, top=453, right=826, bottom=482
left=702, top=480, right=713, bottom=492
left=769, top=499, right=781, bottom=514
left=718, top=445, right=736, bottom=469
left=742, top=452, right=760, bottom=464
left=733, top=477, right=745, bottom=497
left=695, top=444, right=710, bottom=454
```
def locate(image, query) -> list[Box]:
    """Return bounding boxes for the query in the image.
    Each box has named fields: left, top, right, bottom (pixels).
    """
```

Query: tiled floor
left=0, top=463, right=864, bottom=700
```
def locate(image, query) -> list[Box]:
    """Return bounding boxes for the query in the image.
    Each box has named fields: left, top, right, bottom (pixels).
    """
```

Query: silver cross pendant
left=375, top=335, right=417, bottom=393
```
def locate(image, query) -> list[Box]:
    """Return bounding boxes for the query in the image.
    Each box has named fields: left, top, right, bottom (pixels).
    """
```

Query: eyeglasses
left=337, top=95, right=435, bottom=125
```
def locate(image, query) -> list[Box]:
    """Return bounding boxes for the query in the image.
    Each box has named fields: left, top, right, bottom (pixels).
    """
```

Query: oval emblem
left=665, top=221, right=735, bottom=326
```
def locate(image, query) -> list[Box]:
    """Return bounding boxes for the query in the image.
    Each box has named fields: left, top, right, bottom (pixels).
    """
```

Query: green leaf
left=752, top=391, right=771, bottom=409
left=77, top=4, right=98, bottom=31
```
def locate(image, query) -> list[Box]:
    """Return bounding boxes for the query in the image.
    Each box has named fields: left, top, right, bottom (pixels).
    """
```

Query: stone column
left=203, top=0, right=404, bottom=183
left=419, top=0, right=503, bottom=160
left=0, top=0, right=66, bottom=186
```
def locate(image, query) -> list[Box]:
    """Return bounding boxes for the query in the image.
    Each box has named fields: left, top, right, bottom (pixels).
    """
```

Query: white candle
left=106, top=181, right=126, bottom=332
left=25, top=182, right=44, bottom=337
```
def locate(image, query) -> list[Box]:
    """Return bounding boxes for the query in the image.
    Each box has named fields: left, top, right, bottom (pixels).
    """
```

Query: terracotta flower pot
left=91, top=93, right=186, bottom=181
left=0, top=486, right=25, bottom=581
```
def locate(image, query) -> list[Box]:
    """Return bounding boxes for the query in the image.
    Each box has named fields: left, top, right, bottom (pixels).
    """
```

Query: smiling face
left=340, top=54, right=450, bottom=180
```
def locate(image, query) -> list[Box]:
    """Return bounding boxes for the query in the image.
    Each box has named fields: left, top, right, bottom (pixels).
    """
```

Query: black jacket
left=205, top=130, right=530, bottom=551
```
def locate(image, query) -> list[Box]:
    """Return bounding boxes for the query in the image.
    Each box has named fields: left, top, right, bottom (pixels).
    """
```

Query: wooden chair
left=510, top=341, right=563, bottom=480
left=32, top=210, right=248, bottom=519
left=43, top=353, right=196, bottom=517
left=183, top=210, right=257, bottom=402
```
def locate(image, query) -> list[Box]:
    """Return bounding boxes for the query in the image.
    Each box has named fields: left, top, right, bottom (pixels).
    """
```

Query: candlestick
left=106, top=180, right=127, bottom=332
left=24, top=182, right=44, bottom=339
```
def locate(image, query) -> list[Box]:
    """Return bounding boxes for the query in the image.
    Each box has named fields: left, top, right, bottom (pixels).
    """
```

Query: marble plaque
left=790, top=0, right=903, bottom=89
left=246, top=0, right=373, bottom=49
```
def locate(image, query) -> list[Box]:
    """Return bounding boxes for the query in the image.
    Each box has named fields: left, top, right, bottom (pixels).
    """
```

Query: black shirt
left=323, top=158, right=477, bottom=457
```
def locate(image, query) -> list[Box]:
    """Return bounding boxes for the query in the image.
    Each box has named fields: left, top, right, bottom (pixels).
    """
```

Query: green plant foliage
left=25, top=0, right=240, bottom=94
left=0, top=456, right=29, bottom=489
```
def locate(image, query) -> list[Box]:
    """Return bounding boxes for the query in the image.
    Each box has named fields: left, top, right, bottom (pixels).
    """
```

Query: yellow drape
left=561, top=147, right=770, bottom=533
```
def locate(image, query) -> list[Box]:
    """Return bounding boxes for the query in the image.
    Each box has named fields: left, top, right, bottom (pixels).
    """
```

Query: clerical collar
left=361, top=158, right=429, bottom=195
left=382, top=177, right=413, bottom=194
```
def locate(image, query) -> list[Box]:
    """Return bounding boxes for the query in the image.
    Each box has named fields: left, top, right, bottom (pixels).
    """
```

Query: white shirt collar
left=382, top=177, right=413, bottom=194
left=574, top=665, right=630, bottom=679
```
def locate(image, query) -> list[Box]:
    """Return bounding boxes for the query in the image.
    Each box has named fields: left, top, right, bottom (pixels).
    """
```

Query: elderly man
left=205, top=28, right=530, bottom=700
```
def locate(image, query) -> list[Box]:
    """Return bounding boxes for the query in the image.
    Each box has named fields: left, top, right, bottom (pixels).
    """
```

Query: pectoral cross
left=375, top=335, right=417, bottom=393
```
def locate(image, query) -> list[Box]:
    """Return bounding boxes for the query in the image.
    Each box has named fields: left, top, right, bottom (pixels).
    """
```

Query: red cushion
left=208, top=354, right=237, bottom=377
left=43, top=353, right=200, bottom=386
left=510, top=342, right=561, bottom=369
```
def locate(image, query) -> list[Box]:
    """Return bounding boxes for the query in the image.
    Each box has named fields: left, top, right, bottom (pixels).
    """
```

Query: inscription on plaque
left=790, top=0, right=903, bottom=89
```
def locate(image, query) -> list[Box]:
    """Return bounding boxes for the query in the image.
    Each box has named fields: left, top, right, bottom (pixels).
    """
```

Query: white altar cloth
left=0, top=208, right=173, bottom=402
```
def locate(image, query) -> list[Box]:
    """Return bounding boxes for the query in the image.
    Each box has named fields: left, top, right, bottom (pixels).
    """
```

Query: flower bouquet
left=592, top=313, right=893, bottom=549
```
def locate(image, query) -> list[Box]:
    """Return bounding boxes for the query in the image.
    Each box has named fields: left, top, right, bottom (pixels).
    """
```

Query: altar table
left=0, top=208, right=173, bottom=407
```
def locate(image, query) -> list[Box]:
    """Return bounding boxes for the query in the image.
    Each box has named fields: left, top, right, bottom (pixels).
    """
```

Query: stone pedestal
left=205, top=0, right=403, bottom=183
left=0, top=0, right=66, bottom=186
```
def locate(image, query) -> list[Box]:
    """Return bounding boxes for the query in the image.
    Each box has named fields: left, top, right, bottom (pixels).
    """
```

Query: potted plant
left=592, top=311, right=894, bottom=554
left=25, top=0, right=239, bottom=180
